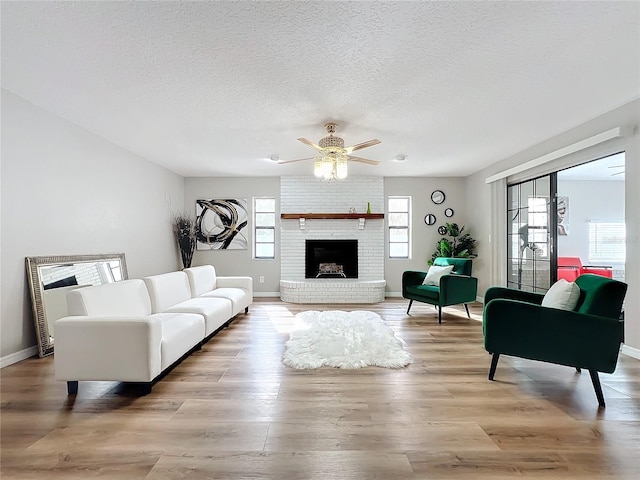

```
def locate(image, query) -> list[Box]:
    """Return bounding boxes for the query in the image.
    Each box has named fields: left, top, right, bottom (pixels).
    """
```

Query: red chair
left=558, top=257, right=613, bottom=282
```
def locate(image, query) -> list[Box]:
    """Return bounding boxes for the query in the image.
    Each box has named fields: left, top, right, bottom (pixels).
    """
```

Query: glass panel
left=255, top=244, right=274, bottom=258
left=520, top=181, right=534, bottom=207
left=388, top=212, right=408, bottom=226
left=507, top=175, right=552, bottom=292
left=255, top=228, right=274, bottom=242
left=533, top=259, right=551, bottom=289
left=389, top=243, right=409, bottom=258
left=535, top=176, right=550, bottom=198
left=388, top=198, right=409, bottom=212
left=255, top=198, right=275, bottom=212
left=255, top=213, right=275, bottom=226
left=507, top=184, right=519, bottom=210
left=389, top=228, right=408, bottom=242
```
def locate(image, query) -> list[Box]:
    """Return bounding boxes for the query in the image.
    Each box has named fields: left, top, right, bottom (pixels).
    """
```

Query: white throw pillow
left=422, top=265, right=455, bottom=286
left=541, top=279, right=581, bottom=311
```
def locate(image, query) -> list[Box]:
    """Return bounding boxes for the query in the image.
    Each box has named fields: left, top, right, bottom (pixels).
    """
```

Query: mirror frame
left=26, top=253, right=128, bottom=358
left=431, top=190, right=446, bottom=204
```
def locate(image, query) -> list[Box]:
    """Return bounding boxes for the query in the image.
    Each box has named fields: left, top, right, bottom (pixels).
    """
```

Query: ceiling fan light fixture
left=336, top=155, right=348, bottom=179
left=313, top=157, right=324, bottom=178
left=394, top=154, right=407, bottom=162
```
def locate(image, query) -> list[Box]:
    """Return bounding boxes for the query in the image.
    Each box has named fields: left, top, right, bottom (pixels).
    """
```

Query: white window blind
left=388, top=196, right=411, bottom=258
left=254, top=197, right=276, bottom=259
left=588, top=222, right=625, bottom=263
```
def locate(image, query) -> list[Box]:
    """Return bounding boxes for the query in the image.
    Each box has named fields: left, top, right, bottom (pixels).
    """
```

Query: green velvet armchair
left=483, top=274, right=627, bottom=407
left=402, top=257, right=478, bottom=323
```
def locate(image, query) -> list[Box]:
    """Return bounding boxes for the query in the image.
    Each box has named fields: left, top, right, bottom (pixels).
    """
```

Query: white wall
left=557, top=179, right=625, bottom=279
left=184, top=177, right=281, bottom=293
left=1, top=90, right=184, bottom=360
left=465, top=99, right=640, bottom=353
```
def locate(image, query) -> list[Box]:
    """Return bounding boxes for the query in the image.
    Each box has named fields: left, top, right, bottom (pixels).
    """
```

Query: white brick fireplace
left=280, top=176, right=386, bottom=303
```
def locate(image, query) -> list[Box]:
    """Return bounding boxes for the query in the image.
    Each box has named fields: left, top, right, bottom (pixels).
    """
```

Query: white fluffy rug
left=282, top=310, right=413, bottom=369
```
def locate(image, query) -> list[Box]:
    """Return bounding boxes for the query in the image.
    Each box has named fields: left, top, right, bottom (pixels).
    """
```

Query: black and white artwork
left=557, top=195, right=569, bottom=236
left=196, top=199, right=248, bottom=250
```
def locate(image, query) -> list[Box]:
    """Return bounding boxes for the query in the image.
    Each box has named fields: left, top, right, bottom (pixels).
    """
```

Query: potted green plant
left=172, top=213, right=196, bottom=269
left=429, top=222, right=477, bottom=265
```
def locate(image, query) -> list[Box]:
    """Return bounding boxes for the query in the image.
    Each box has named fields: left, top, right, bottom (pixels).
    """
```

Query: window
left=589, top=222, right=625, bottom=263
left=388, top=196, right=411, bottom=258
left=254, top=197, right=276, bottom=259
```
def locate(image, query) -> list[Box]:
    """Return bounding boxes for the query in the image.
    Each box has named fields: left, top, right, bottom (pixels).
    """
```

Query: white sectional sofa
left=55, top=266, right=252, bottom=395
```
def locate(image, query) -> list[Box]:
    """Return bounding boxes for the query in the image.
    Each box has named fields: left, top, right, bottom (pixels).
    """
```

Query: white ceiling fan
left=278, top=123, right=381, bottom=179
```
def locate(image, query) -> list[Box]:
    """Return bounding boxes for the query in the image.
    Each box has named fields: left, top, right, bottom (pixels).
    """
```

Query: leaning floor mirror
left=26, top=253, right=128, bottom=357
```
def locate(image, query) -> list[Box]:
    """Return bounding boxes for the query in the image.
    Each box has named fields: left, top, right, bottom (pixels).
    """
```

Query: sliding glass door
left=506, top=175, right=556, bottom=292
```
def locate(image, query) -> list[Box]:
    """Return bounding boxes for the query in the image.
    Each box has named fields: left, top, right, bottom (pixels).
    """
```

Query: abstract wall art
left=195, top=199, right=248, bottom=250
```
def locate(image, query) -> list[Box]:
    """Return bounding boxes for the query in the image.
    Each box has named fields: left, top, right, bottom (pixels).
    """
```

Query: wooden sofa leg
left=589, top=370, right=606, bottom=408
left=406, top=300, right=413, bottom=315
left=464, top=304, right=471, bottom=318
left=438, top=306, right=442, bottom=324
left=489, top=353, right=500, bottom=380
left=67, top=381, right=78, bottom=395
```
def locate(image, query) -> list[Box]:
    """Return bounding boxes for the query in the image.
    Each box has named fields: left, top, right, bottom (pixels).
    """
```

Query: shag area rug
left=282, top=310, right=413, bottom=369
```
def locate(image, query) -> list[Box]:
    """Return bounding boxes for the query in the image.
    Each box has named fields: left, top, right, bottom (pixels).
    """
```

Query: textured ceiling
left=2, top=1, right=639, bottom=178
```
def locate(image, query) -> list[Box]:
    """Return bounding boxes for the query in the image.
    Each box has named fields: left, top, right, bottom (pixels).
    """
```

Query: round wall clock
left=424, top=214, right=436, bottom=226
left=431, top=190, right=445, bottom=204
left=444, top=208, right=454, bottom=218
left=437, top=225, right=448, bottom=235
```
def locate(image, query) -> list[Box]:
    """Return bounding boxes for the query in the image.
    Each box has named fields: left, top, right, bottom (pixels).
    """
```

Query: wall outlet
left=259, top=276, right=264, bottom=283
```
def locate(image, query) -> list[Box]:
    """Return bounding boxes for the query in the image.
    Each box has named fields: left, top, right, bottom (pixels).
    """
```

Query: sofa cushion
left=406, top=284, right=440, bottom=300
left=541, top=279, right=581, bottom=311
left=185, top=265, right=217, bottom=297
left=67, top=279, right=152, bottom=316
left=143, top=272, right=193, bottom=313
left=165, top=297, right=233, bottom=336
left=152, top=312, right=206, bottom=370
left=201, top=288, right=251, bottom=316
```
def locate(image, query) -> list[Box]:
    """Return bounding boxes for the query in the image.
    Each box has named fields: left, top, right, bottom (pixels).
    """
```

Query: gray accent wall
left=384, top=177, right=469, bottom=294
left=184, top=177, right=282, bottom=293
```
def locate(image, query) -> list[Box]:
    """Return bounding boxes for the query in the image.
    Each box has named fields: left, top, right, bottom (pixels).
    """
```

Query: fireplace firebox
left=305, top=240, right=358, bottom=279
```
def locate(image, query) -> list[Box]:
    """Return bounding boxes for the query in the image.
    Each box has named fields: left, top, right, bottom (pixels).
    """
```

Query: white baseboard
left=621, top=344, right=640, bottom=360
left=476, top=295, right=485, bottom=304
left=1, top=346, right=38, bottom=368
left=385, top=292, right=403, bottom=298
left=253, top=292, right=281, bottom=298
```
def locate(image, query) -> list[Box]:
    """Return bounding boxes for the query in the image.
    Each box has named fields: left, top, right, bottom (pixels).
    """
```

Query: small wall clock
left=444, top=208, right=454, bottom=218
left=437, top=225, right=448, bottom=235
left=424, top=214, right=436, bottom=225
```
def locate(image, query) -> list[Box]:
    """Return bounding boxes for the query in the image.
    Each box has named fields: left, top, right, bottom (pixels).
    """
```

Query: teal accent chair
left=402, top=258, right=478, bottom=324
left=483, top=274, right=627, bottom=407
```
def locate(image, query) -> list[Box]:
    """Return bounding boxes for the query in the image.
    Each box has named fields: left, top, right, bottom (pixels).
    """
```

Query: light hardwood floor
left=2, top=299, right=639, bottom=479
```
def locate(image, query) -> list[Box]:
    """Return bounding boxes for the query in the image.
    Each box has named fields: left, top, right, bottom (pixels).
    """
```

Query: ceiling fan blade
left=345, top=139, right=381, bottom=154
left=611, top=170, right=625, bottom=176
left=277, top=157, right=315, bottom=165
left=348, top=156, right=380, bottom=165
left=608, top=165, right=625, bottom=168
left=298, top=138, right=323, bottom=151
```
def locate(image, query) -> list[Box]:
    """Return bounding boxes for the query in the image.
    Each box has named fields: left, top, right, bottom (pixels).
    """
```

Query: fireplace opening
left=305, top=240, right=358, bottom=279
